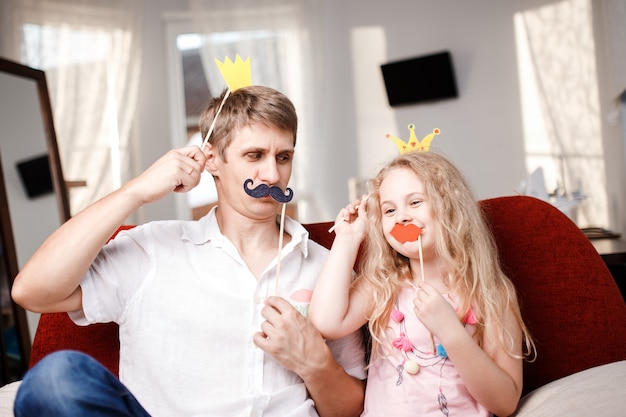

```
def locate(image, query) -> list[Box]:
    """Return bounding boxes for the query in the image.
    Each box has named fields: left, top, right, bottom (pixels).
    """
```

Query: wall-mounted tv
left=381, top=51, right=458, bottom=107
left=15, top=154, right=53, bottom=198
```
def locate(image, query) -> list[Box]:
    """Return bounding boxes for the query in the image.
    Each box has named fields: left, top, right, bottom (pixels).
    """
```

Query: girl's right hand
left=331, top=194, right=369, bottom=239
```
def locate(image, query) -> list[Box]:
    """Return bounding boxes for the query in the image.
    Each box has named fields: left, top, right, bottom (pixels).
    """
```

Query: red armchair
left=24, top=196, right=626, bottom=409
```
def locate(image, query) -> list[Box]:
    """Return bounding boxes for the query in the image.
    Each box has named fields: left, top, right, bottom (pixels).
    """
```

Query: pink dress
left=362, top=287, right=491, bottom=417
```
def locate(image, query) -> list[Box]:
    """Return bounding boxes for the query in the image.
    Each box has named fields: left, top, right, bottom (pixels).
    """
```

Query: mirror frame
left=0, top=57, right=70, bottom=221
left=0, top=56, right=71, bottom=379
left=0, top=155, right=29, bottom=381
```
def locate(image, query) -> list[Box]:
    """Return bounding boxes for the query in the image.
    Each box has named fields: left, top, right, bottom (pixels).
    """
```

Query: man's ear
left=203, top=142, right=220, bottom=175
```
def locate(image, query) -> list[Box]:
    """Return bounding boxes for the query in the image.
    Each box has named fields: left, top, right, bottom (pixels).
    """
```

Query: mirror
left=0, top=156, right=28, bottom=383
left=0, top=56, right=71, bottom=383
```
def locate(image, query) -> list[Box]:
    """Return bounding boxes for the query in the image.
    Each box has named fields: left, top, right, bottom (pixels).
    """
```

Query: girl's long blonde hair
left=358, top=151, right=535, bottom=362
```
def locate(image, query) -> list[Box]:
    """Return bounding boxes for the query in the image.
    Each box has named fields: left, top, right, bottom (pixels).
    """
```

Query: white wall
left=131, top=0, right=626, bottom=232
left=592, top=0, right=626, bottom=236
left=317, top=1, right=531, bottom=221
left=130, top=0, right=190, bottom=224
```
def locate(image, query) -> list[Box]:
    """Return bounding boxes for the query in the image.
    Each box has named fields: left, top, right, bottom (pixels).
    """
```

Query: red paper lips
left=390, top=223, right=422, bottom=243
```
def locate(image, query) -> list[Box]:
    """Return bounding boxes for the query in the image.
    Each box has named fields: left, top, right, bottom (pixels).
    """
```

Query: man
left=12, top=85, right=366, bottom=416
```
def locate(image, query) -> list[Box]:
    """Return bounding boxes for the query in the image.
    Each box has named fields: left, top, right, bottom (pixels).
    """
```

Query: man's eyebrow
left=239, top=145, right=294, bottom=155
left=241, top=146, right=265, bottom=152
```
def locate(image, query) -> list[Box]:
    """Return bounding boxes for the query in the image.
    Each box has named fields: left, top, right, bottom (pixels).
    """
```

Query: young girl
left=309, top=151, right=534, bottom=417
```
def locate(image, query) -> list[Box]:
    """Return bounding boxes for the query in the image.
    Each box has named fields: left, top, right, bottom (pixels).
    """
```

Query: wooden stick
left=417, top=234, right=435, bottom=352
left=328, top=218, right=344, bottom=233
left=201, top=89, right=231, bottom=150
left=430, top=333, right=437, bottom=354
left=328, top=195, right=368, bottom=233
left=274, top=202, right=287, bottom=294
left=418, top=234, right=424, bottom=284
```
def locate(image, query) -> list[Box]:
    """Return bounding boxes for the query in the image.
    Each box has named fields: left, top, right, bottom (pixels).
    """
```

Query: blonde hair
left=358, top=151, right=535, bottom=362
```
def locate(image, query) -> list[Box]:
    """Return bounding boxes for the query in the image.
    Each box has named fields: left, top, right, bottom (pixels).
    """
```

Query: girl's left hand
left=413, top=282, right=463, bottom=337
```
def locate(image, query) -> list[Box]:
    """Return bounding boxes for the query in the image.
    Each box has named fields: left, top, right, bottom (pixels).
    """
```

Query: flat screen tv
left=381, top=51, right=458, bottom=107
left=16, top=154, right=53, bottom=198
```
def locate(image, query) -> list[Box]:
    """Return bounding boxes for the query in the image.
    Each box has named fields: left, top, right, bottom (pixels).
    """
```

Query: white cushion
left=0, top=381, right=20, bottom=417
left=512, top=360, right=626, bottom=416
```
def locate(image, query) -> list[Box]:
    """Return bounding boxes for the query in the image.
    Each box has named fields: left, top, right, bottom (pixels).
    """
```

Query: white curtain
left=517, top=0, right=606, bottom=228
left=0, top=0, right=143, bottom=216
left=596, top=0, right=626, bottom=100
left=188, top=0, right=325, bottom=222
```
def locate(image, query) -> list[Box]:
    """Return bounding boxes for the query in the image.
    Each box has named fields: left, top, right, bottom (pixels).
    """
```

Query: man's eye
left=247, top=152, right=262, bottom=160
left=277, top=154, right=292, bottom=163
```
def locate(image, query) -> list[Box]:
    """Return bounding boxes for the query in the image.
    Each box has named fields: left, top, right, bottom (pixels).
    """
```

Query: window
left=6, top=0, right=142, bottom=215
left=514, top=0, right=606, bottom=227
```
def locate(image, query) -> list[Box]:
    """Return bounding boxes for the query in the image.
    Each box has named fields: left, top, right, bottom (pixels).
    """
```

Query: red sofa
left=25, top=196, right=626, bottom=403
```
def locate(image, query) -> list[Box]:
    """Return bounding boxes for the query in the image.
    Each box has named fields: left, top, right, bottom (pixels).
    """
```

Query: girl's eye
left=410, top=199, right=422, bottom=207
left=383, top=207, right=395, bottom=215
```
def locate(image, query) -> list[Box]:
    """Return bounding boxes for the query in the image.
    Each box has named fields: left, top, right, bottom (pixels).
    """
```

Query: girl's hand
left=330, top=194, right=369, bottom=239
left=413, top=284, right=524, bottom=416
left=413, top=282, right=463, bottom=338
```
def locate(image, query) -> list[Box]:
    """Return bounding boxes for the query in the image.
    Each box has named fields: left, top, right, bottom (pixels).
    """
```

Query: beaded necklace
left=389, top=289, right=477, bottom=417
left=390, top=290, right=450, bottom=416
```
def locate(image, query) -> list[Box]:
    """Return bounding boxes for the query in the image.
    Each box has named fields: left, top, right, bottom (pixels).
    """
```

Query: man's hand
left=253, top=296, right=330, bottom=377
left=128, top=145, right=206, bottom=204
left=254, top=296, right=365, bottom=417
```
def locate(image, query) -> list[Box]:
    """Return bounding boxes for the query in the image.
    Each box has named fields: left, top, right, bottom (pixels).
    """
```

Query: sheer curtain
left=516, top=0, right=606, bottom=228
left=597, top=0, right=626, bottom=100
left=0, top=0, right=143, bottom=216
left=188, top=0, right=325, bottom=222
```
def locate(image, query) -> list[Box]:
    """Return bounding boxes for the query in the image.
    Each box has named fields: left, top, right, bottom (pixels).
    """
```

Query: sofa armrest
left=0, top=381, right=20, bottom=417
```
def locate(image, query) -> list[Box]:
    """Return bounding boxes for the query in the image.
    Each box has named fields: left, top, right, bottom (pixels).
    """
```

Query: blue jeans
left=14, top=350, right=151, bottom=417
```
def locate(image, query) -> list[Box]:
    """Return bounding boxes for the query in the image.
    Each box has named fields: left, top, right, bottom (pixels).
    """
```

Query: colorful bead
left=436, top=343, right=448, bottom=358
left=392, top=332, right=413, bottom=352
left=463, top=308, right=478, bottom=324
left=404, top=360, right=420, bottom=374
left=391, top=309, right=405, bottom=323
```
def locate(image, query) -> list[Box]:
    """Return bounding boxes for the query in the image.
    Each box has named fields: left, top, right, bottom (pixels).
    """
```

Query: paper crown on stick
left=215, top=55, right=252, bottom=92
left=201, top=55, right=253, bottom=149
left=386, top=124, right=440, bottom=154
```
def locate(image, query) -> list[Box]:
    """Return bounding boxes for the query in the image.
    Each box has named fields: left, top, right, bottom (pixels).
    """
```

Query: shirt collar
left=181, top=206, right=311, bottom=257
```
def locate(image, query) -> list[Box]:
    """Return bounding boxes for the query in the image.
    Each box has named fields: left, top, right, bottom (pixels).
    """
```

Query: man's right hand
left=127, top=145, right=206, bottom=204
left=12, top=145, right=207, bottom=314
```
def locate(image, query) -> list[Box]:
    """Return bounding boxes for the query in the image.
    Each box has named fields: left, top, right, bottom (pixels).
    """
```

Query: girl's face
left=378, top=167, right=436, bottom=259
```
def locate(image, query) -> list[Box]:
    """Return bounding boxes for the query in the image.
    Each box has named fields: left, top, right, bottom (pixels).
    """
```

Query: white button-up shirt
left=72, top=209, right=366, bottom=416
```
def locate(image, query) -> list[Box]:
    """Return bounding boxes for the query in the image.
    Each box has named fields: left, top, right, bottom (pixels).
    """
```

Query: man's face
left=211, top=123, right=294, bottom=219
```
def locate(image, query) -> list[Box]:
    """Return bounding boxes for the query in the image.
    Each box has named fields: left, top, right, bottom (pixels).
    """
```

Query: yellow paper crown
left=201, top=55, right=253, bottom=150
left=386, top=124, right=440, bottom=154
left=215, top=55, right=252, bottom=91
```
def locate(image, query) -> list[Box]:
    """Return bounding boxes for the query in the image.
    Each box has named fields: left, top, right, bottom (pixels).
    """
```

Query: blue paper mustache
left=243, top=179, right=294, bottom=203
